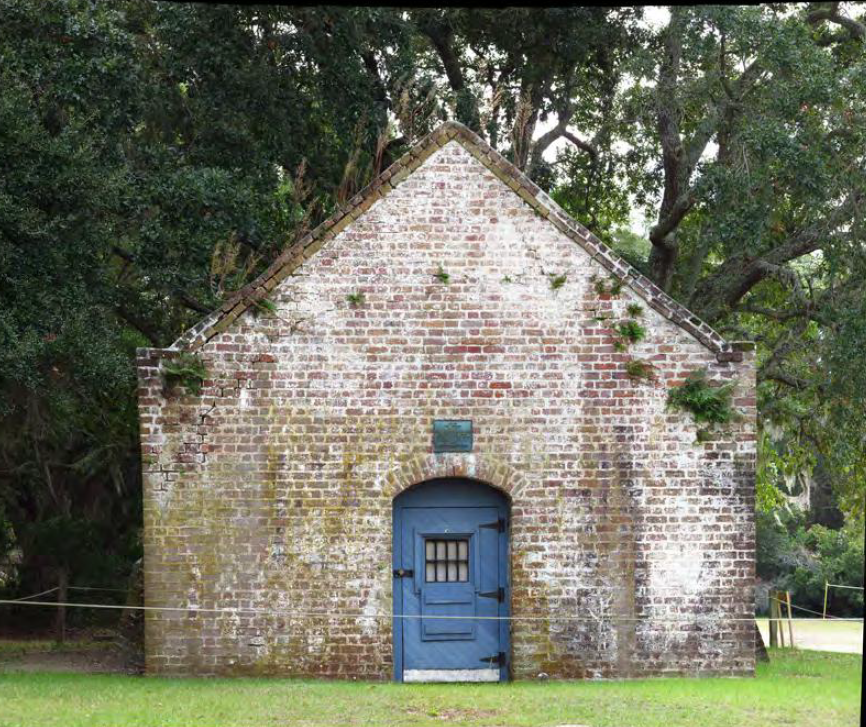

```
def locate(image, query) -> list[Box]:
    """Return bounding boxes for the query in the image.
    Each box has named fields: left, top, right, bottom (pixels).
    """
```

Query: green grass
left=0, top=650, right=860, bottom=727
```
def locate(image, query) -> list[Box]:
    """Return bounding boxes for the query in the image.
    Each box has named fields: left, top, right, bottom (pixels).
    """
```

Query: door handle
left=393, top=568, right=414, bottom=578
left=478, top=587, right=505, bottom=602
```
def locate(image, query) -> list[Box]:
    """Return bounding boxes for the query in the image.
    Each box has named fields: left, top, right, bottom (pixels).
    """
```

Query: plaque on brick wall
left=433, top=420, right=473, bottom=453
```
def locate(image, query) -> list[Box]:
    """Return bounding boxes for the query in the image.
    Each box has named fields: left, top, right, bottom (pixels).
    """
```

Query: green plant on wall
left=615, top=320, right=646, bottom=344
left=346, top=291, right=365, bottom=307
left=161, top=353, right=208, bottom=396
left=626, top=303, right=643, bottom=317
left=666, top=368, right=739, bottom=426
left=433, top=265, right=450, bottom=284
left=625, top=358, right=655, bottom=382
left=592, top=274, right=623, bottom=297
left=548, top=273, right=567, bottom=290
left=251, top=297, right=278, bottom=317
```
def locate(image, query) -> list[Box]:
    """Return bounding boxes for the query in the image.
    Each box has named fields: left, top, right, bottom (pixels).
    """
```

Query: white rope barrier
left=769, top=595, right=847, bottom=620
left=9, top=587, right=59, bottom=602
left=825, top=583, right=865, bottom=591
left=1, top=597, right=863, bottom=623
left=68, top=586, right=129, bottom=593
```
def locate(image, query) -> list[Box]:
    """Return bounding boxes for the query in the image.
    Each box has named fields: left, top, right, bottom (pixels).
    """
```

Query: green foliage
left=614, top=320, right=646, bottom=344
left=626, top=303, right=643, bottom=317
left=346, top=291, right=365, bottom=307
left=0, top=0, right=863, bottom=604
left=548, top=273, right=568, bottom=290
left=592, top=275, right=624, bottom=297
left=757, top=428, right=811, bottom=513
left=757, top=508, right=864, bottom=617
left=666, top=369, right=737, bottom=425
left=694, top=428, right=713, bottom=444
left=608, top=228, right=652, bottom=274
left=625, top=358, right=654, bottom=381
left=251, top=298, right=278, bottom=317
left=609, top=4, right=866, bottom=513
left=0, top=0, right=417, bottom=595
left=433, top=265, right=450, bottom=284
left=161, top=354, right=207, bottom=396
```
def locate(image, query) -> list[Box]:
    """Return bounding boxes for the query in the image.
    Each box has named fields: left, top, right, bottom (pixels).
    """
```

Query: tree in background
left=616, top=5, right=866, bottom=522
left=0, top=2, right=863, bottom=611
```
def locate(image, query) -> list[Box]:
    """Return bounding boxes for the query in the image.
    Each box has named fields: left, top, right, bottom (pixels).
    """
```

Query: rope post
left=777, top=594, right=785, bottom=648
left=823, top=581, right=829, bottom=619
left=768, top=595, right=778, bottom=648
left=785, top=591, right=794, bottom=648
left=54, top=568, right=68, bottom=645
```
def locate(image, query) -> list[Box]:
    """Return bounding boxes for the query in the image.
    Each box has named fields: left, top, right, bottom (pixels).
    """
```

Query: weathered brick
left=137, top=132, right=756, bottom=680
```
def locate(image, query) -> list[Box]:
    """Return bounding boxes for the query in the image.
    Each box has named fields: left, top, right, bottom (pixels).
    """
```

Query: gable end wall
left=137, top=141, right=756, bottom=679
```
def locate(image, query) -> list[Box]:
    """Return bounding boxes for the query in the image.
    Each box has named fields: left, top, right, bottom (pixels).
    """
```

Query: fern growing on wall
left=666, top=368, right=738, bottom=425
left=625, top=358, right=655, bottom=382
left=162, top=353, right=208, bottom=396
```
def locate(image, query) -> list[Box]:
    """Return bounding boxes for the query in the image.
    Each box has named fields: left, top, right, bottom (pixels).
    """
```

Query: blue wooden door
left=393, top=478, right=509, bottom=682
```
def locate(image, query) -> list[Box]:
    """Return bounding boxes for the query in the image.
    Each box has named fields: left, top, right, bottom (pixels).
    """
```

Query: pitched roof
left=171, top=121, right=740, bottom=359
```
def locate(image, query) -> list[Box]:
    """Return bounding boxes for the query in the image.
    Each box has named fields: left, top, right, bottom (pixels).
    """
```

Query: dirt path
left=756, top=618, right=863, bottom=654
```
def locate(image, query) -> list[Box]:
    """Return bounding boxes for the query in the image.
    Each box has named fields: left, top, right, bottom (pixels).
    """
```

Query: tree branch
left=562, top=130, right=599, bottom=163
left=114, top=305, right=161, bottom=346
left=416, top=14, right=480, bottom=129
left=737, top=304, right=829, bottom=326
left=761, top=368, right=811, bottom=390
left=649, top=10, right=768, bottom=291
left=807, top=2, right=865, bottom=41
left=648, top=7, right=688, bottom=289
left=175, top=290, right=211, bottom=314
left=689, top=191, right=860, bottom=321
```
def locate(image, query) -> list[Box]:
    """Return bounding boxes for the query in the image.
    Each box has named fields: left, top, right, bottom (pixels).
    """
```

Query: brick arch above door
left=382, top=453, right=529, bottom=502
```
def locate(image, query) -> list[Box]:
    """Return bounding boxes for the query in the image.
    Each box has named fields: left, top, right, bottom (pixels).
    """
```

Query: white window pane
left=447, top=563, right=457, bottom=581
left=436, top=562, right=446, bottom=582
left=426, top=541, right=435, bottom=560
left=436, top=542, right=446, bottom=560
left=447, top=541, right=457, bottom=560
left=426, top=563, right=435, bottom=581
left=458, top=541, right=468, bottom=560
left=458, top=563, right=468, bottom=581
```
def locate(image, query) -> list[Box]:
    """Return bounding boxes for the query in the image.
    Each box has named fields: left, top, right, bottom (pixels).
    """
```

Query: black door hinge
left=479, top=518, right=506, bottom=533
left=479, top=651, right=506, bottom=665
left=393, top=568, right=414, bottom=578
left=478, top=587, right=505, bottom=602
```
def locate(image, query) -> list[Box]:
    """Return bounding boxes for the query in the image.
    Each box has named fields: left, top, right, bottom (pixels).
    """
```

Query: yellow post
left=768, top=595, right=778, bottom=648
left=778, top=595, right=785, bottom=648
left=823, top=581, right=829, bottom=619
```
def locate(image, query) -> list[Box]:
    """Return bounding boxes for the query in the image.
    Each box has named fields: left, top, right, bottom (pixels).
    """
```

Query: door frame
left=392, top=477, right=510, bottom=682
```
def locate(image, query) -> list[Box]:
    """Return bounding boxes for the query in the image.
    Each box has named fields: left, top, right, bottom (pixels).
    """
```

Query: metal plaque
left=433, top=420, right=473, bottom=453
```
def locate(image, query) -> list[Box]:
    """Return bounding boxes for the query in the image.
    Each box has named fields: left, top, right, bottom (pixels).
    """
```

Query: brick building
left=136, top=121, right=757, bottom=681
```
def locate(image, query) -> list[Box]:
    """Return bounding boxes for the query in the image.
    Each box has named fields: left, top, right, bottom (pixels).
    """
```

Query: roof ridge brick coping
left=169, top=121, right=749, bottom=362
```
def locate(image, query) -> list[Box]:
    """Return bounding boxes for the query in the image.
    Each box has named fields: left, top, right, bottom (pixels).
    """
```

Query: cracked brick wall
left=137, top=139, right=756, bottom=679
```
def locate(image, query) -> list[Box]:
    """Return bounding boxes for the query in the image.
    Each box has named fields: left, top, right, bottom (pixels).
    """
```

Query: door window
left=425, top=539, right=469, bottom=582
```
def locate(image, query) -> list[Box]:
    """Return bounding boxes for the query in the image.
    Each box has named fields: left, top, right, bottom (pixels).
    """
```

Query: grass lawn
left=0, top=649, right=861, bottom=727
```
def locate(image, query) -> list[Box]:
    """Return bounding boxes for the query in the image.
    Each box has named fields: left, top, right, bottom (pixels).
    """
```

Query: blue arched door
left=393, top=478, right=510, bottom=682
